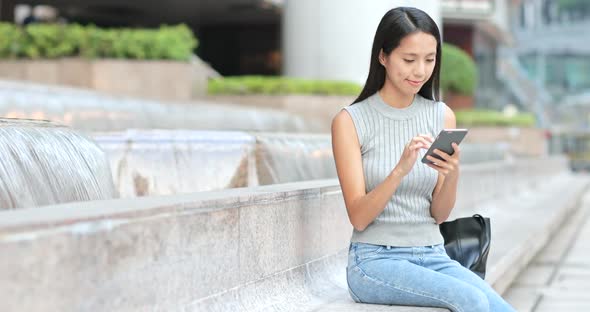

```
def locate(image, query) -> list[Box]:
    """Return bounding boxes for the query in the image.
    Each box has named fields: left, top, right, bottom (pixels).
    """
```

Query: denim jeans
left=346, top=242, right=516, bottom=312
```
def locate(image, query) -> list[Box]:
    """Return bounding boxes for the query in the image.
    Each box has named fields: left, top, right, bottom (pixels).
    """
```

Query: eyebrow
left=403, top=52, right=436, bottom=57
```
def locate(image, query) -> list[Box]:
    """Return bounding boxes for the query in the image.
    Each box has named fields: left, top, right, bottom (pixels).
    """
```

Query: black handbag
left=439, top=214, right=491, bottom=279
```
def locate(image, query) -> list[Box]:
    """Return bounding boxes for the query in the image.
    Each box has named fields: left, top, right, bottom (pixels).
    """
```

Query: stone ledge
left=192, top=173, right=589, bottom=311
left=0, top=156, right=578, bottom=311
left=0, top=59, right=196, bottom=101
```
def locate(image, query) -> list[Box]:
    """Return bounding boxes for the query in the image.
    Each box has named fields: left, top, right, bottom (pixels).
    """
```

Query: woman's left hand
left=425, top=143, right=460, bottom=177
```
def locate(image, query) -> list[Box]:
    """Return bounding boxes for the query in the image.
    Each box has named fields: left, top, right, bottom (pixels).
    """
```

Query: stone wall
left=0, top=58, right=200, bottom=101
left=0, top=156, right=573, bottom=311
left=463, top=127, right=548, bottom=157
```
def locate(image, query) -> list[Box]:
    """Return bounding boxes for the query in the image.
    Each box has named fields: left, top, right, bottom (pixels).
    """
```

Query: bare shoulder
left=331, top=107, right=366, bottom=209
left=331, top=109, right=355, bottom=137
left=440, top=102, right=457, bottom=128
left=332, top=109, right=360, bottom=148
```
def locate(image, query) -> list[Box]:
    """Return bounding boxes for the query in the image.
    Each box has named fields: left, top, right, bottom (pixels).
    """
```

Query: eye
left=426, top=59, right=435, bottom=63
left=403, top=59, right=415, bottom=63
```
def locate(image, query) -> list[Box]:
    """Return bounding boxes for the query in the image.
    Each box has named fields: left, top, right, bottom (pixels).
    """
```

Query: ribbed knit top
left=342, top=92, right=446, bottom=247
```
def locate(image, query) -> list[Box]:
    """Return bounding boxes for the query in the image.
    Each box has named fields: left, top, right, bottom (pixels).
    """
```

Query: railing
left=496, top=47, right=552, bottom=127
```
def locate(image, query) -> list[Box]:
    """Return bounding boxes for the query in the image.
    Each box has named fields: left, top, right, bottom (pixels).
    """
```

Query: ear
left=378, top=49, right=386, bottom=66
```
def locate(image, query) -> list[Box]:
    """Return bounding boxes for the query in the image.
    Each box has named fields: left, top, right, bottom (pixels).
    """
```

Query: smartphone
left=421, top=129, right=468, bottom=165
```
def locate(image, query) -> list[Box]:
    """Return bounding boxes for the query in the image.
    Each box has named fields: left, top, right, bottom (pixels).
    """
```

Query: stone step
left=0, top=157, right=582, bottom=311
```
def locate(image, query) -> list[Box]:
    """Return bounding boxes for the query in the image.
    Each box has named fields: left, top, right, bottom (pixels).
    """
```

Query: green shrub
left=0, top=23, right=23, bottom=58
left=0, top=23, right=197, bottom=61
left=455, top=109, right=536, bottom=127
left=441, top=43, right=478, bottom=96
left=22, top=24, right=76, bottom=59
left=557, top=0, right=590, bottom=12
left=207, top=76, right=362, bottom=96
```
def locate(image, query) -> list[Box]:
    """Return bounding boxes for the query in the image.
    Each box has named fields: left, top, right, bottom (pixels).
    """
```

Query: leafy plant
left=0, top=22, right=198, bottom=61
left=440, top=43, right=478, bottom=96
left=455, top=109, right=536, bottom=127
left=0, top=23, right=23, bottom=58
left=22, top=24, right=76, bottom=59
left=556, top=0, right=590, bottom=12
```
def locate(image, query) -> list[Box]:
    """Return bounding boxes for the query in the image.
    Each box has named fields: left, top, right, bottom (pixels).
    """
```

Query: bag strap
left=472, top=213, right=489, bottom=252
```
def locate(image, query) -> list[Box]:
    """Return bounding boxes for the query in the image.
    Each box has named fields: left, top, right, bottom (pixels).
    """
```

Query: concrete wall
left=0, top=156, right=571, bottom=311
left=463, top=127, right=548, bottom=157
left=452, top=156, right=567, bottom=214
left=0, top=59, right=197, bottom=101
left=282, top=0, right=441, bottom=84
left=0, top=180, right=349, bottom=311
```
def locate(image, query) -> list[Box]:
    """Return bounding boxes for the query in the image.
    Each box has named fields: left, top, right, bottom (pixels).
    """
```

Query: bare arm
left=331, top=110, right=431, bottom=231
left=429, top=104, right=460, bottom=224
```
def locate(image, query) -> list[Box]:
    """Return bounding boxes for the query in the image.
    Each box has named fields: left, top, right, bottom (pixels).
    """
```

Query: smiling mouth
left=407, top=79, right=423, bottom=85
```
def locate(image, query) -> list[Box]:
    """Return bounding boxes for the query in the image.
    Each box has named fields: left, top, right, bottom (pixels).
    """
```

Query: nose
left=413, top=61, right=426, bottom=80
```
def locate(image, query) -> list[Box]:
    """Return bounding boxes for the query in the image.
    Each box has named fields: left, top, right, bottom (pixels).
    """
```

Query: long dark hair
left=352, top=7, right=442, bottom=104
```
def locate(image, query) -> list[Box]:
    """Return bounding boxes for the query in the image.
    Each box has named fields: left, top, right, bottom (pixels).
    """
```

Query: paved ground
left=504, top=189, right=590, bottom=311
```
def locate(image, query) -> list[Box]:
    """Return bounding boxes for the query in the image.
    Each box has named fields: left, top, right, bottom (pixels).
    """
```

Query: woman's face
left=380, top=31, right=437, bottom=96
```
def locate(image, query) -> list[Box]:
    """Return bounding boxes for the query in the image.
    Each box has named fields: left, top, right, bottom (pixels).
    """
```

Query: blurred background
left=1, top=0, right=589, bottom=198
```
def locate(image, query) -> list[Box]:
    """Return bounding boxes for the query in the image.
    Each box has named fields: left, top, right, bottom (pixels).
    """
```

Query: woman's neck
left=379, top=83, right=415, bottom=109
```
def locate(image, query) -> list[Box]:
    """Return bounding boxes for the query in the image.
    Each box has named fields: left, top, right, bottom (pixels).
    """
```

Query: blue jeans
left=346, top=242, right=516, bottom=312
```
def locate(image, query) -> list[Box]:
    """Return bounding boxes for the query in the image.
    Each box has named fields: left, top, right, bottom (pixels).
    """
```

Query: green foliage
left=455, top=109, right=536, bottom=127
left=22, top=24, right=76, bottom=59
left=0, top=23, right=23, bottom=58
left=557, top=0, right=590, bottom=11
left=0, top=23, right=197, bottom=61
left=440, top=43, right=478, bottom=96
left=207, top=76, right=363, bottom=96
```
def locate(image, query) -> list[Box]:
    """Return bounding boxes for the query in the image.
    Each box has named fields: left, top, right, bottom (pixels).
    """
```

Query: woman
left=330, top=7, right=516, bottom=312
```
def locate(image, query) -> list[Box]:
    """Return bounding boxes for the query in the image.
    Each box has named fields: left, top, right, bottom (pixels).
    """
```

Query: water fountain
left=92, top=129, right=257, bottom=197
left=0, top=79, right=335, bottom=197
left=255, top=132, right=336, bottom=185
left=91, top=130, right=339, bottom=197
left=0, top=79, right=508, bottom=200
left=0, top=118, right=116, bottom=209
left=0, top=80, right=321, bottom=133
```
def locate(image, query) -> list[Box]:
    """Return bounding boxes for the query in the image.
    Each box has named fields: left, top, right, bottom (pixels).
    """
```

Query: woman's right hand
left=394, top=134, right=434, bottom=176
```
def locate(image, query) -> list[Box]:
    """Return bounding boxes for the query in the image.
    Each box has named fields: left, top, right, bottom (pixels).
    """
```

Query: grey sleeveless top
left=342, top=92, right=446, bottom=247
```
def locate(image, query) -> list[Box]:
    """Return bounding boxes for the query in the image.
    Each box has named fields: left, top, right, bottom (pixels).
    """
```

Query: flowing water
left=0, top=80, right=507, bottom=201
left=92, top=129, right=256, bottom=197
left=0, top=80, right=319, bottom=133
left=0, top=118, right=116, bottom=209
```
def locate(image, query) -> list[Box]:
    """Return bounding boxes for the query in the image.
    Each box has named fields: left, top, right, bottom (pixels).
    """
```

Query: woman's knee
left=459, top=287, right=489, bottom=312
